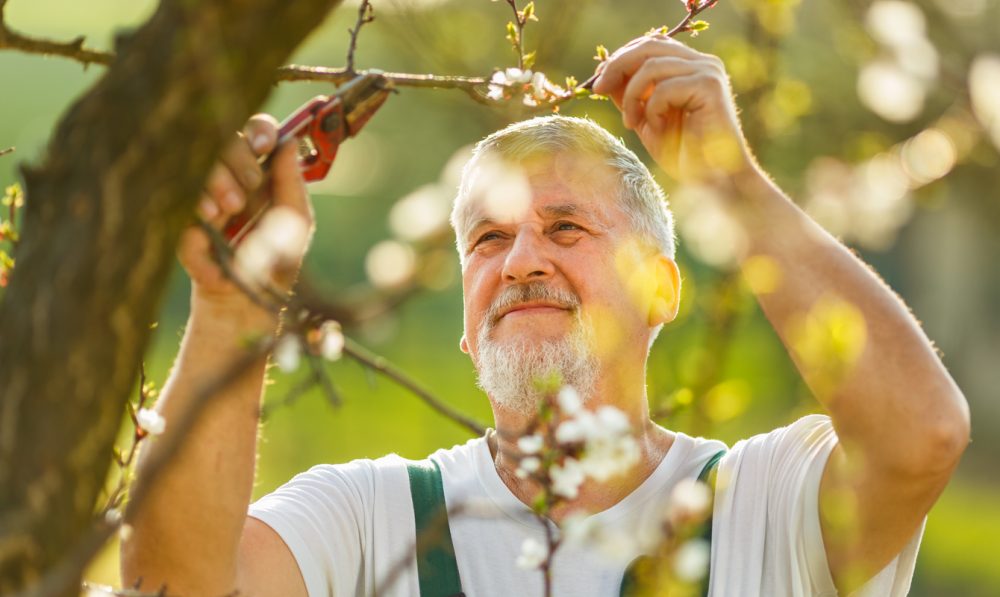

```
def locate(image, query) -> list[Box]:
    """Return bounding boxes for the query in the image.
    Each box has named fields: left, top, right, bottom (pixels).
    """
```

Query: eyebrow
left=464, top=204, right=601, bottom=245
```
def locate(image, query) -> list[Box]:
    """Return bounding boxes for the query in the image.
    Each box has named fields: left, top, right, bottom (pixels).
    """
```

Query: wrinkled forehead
left=454, top=150, right=619, bottom=232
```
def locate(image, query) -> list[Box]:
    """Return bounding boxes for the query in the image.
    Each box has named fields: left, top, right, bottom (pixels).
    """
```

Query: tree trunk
left=0, top=1, right=342, bottom=593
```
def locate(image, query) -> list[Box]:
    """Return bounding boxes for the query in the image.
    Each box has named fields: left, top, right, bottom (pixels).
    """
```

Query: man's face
left=458, top=152, right=668, bottom=410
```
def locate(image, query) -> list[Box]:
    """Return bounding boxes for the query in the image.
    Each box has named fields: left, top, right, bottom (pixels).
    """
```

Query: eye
left=473, top=230, right=503, bottom=246
left=553, top=221, right=582, bottom=232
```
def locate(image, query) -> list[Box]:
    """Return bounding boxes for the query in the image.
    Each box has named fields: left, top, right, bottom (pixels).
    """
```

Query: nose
left=501, top=226, right=553, bottom=283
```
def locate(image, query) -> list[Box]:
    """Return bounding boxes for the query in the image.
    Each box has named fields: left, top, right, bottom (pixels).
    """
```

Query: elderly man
left=122, top=37, right=969, bottom=596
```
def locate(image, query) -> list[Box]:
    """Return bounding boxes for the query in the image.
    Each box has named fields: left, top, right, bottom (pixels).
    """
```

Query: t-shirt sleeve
left=711, top=414, right=924, bottom=597
left=248, top=460, right=376, bottom=597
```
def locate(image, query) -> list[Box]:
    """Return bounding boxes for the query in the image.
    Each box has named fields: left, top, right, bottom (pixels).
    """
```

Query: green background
left=1, top=0, right=998, bottom=594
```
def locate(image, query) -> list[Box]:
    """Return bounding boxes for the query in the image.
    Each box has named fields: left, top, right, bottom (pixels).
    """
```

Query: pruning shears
left=225, top=72, right=394, bottom=243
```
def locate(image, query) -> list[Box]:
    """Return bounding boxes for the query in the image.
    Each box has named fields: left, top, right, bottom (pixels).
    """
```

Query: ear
left=648, top=255, right=681, bottom=326
left=460, top=335, right=470, bottom=354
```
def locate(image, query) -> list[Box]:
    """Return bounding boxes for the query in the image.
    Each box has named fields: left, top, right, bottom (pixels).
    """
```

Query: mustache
left=483, top=282, right=581, bottom=328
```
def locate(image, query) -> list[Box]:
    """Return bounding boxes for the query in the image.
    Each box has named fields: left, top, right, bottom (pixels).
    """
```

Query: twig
left=198, top=208, right=485, bottom=436
left=197, top=220, right=287, bottom=314
left=577, top=0, right=720, bottom=90
left=0, top=147, right=13, bottom=157
left=261, top=352, right=341, bottom=420
left=504, top=0, right=529, bottom=70
left=275, top=65, right=492, bottom=103
left=345, top=0, right=374, bottom=74
left=102, top=365, right=154, bottom=513
left=0, top=1, right=113, bottom=67
left=342, top=338, right=487, bottom=436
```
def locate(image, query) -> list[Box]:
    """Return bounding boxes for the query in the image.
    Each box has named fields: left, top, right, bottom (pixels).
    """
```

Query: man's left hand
left=593, top=35, right=753, bottom=184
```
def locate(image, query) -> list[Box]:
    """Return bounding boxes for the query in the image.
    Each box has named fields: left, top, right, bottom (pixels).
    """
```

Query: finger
left=643, top=74, right=708, bottom=133
left=269, top=140, right=313, bottom=225
left=177, top=227, right=227, bottom=288
left=197, top=193, right=221, bottom=221
left=621, top=56, right=702, bottom=130
left=221, top=131, right=264, bottom=193
left=244, top=113, right=279, bottom=157
left=593, top=37, right=704, bottom=96
left=205, top=163, right=246, bottom=218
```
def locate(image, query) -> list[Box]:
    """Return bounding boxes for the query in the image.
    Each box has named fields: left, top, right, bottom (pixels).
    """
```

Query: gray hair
left=450, top=115, right=675, bottom=266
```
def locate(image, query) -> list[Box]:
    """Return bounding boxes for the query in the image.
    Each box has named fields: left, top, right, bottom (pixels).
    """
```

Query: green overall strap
left=697, top=449, right=726, bottom=597
left=619, top=448, right=727, bottom=597
left=406, top=459, right=464, bottom=597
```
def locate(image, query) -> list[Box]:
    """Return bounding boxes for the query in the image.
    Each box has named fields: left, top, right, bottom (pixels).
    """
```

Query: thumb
left=269, top=140, right=313, bottom=225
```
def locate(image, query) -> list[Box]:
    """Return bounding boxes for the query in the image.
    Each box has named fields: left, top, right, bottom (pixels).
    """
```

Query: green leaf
left=589, top=93, right=609, bottom=101
left=565, top=75, right=578, bottom=89
left=594, top=44, right=609, bottom=61
left=689, top=20, right=710, bottom=32
left=506, top=21, right=519, bottom=45
left=523, top=51, right=536, bottom=69
left=523, top=2, right=536, bottom=21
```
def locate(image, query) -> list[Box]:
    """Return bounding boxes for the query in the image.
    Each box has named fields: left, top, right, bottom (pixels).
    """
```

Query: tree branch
left=345, top=0, right=374, bottom=74
left=0, top=1, right=113, bottom=67
left=342, top=338, right=487, bottom=436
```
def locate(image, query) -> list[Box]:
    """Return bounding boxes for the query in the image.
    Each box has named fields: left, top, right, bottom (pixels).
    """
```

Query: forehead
left=461, top=151, right=620, bottom=225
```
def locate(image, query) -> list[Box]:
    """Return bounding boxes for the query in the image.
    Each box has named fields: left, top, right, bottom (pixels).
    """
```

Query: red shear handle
left=222, top=95, right=346, bottom=243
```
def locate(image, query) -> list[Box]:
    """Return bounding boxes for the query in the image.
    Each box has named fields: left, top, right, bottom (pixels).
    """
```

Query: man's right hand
left=177, top=114, right=314, bottom=304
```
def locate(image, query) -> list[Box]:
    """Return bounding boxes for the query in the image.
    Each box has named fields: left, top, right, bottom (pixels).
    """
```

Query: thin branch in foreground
left=0, top=1, right=113, bottom=67
left=0, top=146, right=13, bottom=157
left=345, top=0, right=375, bottom=74
left=342, top=338, right=487, bottom=436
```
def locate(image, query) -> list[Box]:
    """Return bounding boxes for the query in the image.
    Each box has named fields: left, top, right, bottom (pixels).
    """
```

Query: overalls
left=406, top=450, right=726, bottom=597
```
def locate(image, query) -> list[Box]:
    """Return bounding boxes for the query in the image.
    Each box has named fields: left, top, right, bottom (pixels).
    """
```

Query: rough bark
left=0, top=1, right=342, bottom=594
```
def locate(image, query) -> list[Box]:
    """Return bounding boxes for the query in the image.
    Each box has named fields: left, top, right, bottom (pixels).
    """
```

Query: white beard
left=473, top=283, right=598, bottom=415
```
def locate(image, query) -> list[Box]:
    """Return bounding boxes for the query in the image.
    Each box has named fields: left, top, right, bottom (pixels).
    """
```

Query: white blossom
left=517, top=433, right=544, bottom=455
left=551, top=458, right=586, bottom=499
left=103, top=508, right=122, bottom=526
left=578, top=433, right=640, bottom=482
left=673, top=538, right=711, bottom=582
left=531, top=71, right=549, bottom=100
left=136, top=408, right=165, bottom=436
left=516, top=456, right=540, bottom=478
left=556, top=385, right=582, bottom=415
left=595, top=406, right=630, bottom=435
left=555, top=419, right=585, bottom=444
left=118, top=523, right=134, bottom=542
left=319, top=321, right=344, bottom=361
left=273, top=334, right=301, bottom=373
left=667, top=478, right=713, bottom=523
left=487, top=83, right=506, bottom=101
left=554, top=405, right=640, bottom=482
left=234, top=206, right=310, bottom=284
left=516, top=537, right=549, bottom=570
left=505, top=67, right=533, bottom=84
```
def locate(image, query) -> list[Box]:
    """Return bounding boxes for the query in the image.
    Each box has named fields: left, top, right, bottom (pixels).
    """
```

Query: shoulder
left=725, top=414, right=836, bottom=467
left=427, top=434, right=488, bottom=468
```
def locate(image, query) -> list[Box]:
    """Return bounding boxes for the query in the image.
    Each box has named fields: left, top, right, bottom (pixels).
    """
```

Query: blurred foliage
left=1, top=0, right=998, bottom=593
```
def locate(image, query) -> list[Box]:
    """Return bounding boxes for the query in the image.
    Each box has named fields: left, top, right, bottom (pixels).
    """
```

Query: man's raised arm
left=120, top=116, right=312, bottom=597
left=594, top=36, right=970, bottom=592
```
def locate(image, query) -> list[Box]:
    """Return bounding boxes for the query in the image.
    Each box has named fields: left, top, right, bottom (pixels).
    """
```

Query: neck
left=487, top=388, right=674, bottom=523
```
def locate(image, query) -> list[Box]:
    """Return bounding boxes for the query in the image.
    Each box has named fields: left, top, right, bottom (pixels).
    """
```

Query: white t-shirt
left=248, top=415, right=923, bottom=596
